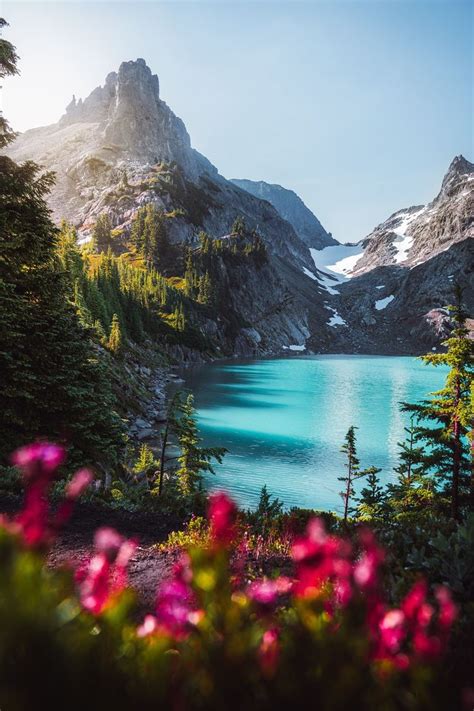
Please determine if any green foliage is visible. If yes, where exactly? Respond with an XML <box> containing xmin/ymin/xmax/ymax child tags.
<box><xmin>355</xmin><ymin>468</ymin><xmax>387</xmax><ymax>522</ymax></box>
<box><xmin>0</xmin><ymin>160</ymin><xmax>124</xmax><ymax>468</ymax></box>
<box><xmin>402</xmin><ymin>286</ymin><xmax>474</xmax><ymax>519</ymax></box>
<box><xmin>407</xmin><ymin>513</ymin><xmax>474</xmax><ymax>601</ymax></box>
<box><xmin>133</xmin><ymin>443</ymin><xmax>156</xmax><ymax>476</ymax></box>
<box><xmin>247</xmin><ymin>485</ymin><xmax>284</xmax><ymax>535</ymax></box>
<box><xmin>130</xmin><ymin>204</ymin><xmax>177</xmax><ymax>272</ymax></box>
<box><xmin>0</xmin><ymin>18</ymin><xmax>19</xmax><ymax>148</ymax></box>
<box><xmin>92</xmin><ymin>213</ymin><xmax>113</xmax><ymax>253</ymax></box>
<box><xmin>159</xmin><ymin>515</ymin><xmax>209</xmax><ymax>551</ymax></box>
<box><xmin>108</xmin><ymin>313</ymin><xmax>124</xmax><ymax>355</ymax></box>
<box><xmin>174</xmin><ymin>393</ymin><xmax>227</xmax><ymax>495</ymax></box>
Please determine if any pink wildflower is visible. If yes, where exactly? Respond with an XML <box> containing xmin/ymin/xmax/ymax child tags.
<box><xmin>292</xmin><ymin>518</ymin><xmax>352</xmax><ymax>601</ymax></box>
<box><xmin>435</xmin><ymin>586</ymin><xmax>457</xmax><ymax>629</ymax></box>
<box><xmin>9</xmin><ymin>443</ymin><xmax>92</xmax><ymax>546</ymax></box>
<box><xmin>353</xmin><ymin>530</ymin><xmax>385</xmax><ymax>592</ymax></box>
<box><xmin>259</xmin><ymin>628</ymin><xmax>280</xmax><ymax>676</ymax></box>
<box><xmin>155</xmin><ymin>556</ymin><xmax>199</xmax><ymax>638</ymax></box>
<box><xmin>209</xmin><ymin>492</ymin><xmax>237</xmax><ymax>545</ymax></box>
<box><xmin>55</xmin><ymin>469</ymin><xmax>93</xmax><ymax>528</ymax></box>
<box><xmin>94</xmin><ymin>527</ymin><xmax>124</xmax><ymax>562</ymax></box>
<box><xmin>378</xmin><ymin>609</ymin><xmax>406</xmax><ymax>654</ymax></box>
<box><xmin>66</xmin><ymin>469</ymin><xmax>93</xmax><ymax>499</ymax></box>
<box><xmin>137</xmin><ymin>614</ymin><xmax>158</xmax><ymax>638</ymax></box>
<box><xmin>11</xmin><ymin>442</ymin><xmax>66</xmax><ymax>480</ymax></box>
<box><xmin>247</xmin><ymin>576</ymin><xmax>292</xmax><ymax>610</ymax></box>
<box><xmin>79</xmin><ymin>553</ymin><xmax>111</xmax><ymax>614</ymax></box>
<box><xmin>401</xmin><ymin>579</ymin><xmax>427</xmax><ymax>621</ymax></box>
<box><xmin>78</xmin><ymin>528</ymin><xmax>136</xmax><ymax>614</ymax></box>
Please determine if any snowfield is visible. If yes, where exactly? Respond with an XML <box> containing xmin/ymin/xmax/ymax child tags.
<box><xmin>306</xmin><ymin>243</ymin><xmax>364</xmax><ymax>296</ymax></box>
<box><xmin>283</xmin><ymin>344</ymin><xmax>306</xmax><ymax>352</ymax></box>
<box><xmin>325</xmin><ymin>306</ymin><xmax>348</xmax><ymax>327</ymax></box>
<box><xmin>310</xmin><ymin>244</ymin><xmax>364</xmax><ymax>281</ymax></box>
<box><xmin>375</xmin><ymin>295</ymin><xmax>395</xmax><ymax>310</ymax></box>
<box><xmin>391</xmin><ymin>207</ymin><xmax>425</xmax><ymax>264</ymax></box>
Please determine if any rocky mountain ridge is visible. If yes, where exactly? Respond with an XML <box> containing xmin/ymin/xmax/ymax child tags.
<box><xmin>6</xmin><ymin>59</ymin><xmax>333</xmax><ymax>356</ymax></box>
<box><xmin>310</xmin><ymin>155</ymin><xmax>473</xmax><ymax>353</ymax></box>
<box><xmin>230</xmin><ymin>178</ymin><xmax>336</xmax><ymax>250</ymax></box>
<box><xmin>5</xmin><ymin>58</ymin><xmax>473</xmax><ymax>356</ymax></box>
<box><xmin>349</xmin><ymin>155</ymin><xmax>473</xmax><ymax>276</ymax></box>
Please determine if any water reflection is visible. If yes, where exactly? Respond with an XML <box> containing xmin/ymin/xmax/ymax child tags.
<box><xmin>183</xmin><ymin>356</ymin><xmax>447</xmax><ymax>512</ymax></box>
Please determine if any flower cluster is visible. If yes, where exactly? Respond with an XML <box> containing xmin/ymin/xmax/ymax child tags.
<box><xmin>0</xmin><ymin>453</ymin><xmax>459</xmax><ymax>704</ymax></box>
<box><xmin>77</xmin><ymin>527</ymin><xmax>137</xmax><ymax>614</ymax></box>
<box><xmin>6</xmin><ymin>442</ymin><xmax>92</xmax><ymax>546</ymax></box>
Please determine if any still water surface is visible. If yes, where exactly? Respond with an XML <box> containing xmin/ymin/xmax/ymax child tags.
<box><xmin>182</xmin><ymin>356</ymin><xmax>447</xmax><ymax>513</ymax></box>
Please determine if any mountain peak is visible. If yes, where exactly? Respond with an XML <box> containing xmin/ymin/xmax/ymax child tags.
<box><xmin>446</xmin><ymin>154</ymin><xmax>473</xmax><ymax>177</ymax></box>
<box><xmin>438</xmin><ymin>154</ymin><xmax>473</xmax><ymax>200</ymax></box>
<box><xmin>53</xmin><ymin>58</ymin><xmax>205</xmax><ymax>177</ymax></box>
<box><xmin>60</xmin><ymin>58</ymin><xmax>160</xmax><ymax>127</ymax></box>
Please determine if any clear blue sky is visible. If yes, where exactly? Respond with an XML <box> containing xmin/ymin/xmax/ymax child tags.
<box><xmin>3</xmin><ymin>0</ymin><xmax>473</xmax><ymax>243</ymax></box>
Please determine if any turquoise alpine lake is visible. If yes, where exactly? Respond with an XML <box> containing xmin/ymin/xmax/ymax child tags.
<box><xmin>182</xmin><ymin>356</ymin><xmax>448</xmax><ymax>513</ymax></box>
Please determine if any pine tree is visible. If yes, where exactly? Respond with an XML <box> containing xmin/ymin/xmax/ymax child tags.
<box><xmin>252</xmin><ymin>485</ymin><xmax>284</xmax><ymax>535</ymax></box>
<box><xmin>0</xmin><ymin>25</ymin><xmax>124</xmax><ymax>467</ymax></box>
<box><xmin>338</xmin><ymin>426</ymin><xmax>380</xmax><ymax>525</ymax></box>
<box><xmin>386</xmin><ymin>420</ymin><xmax>437</xmax><ymax>518</ymax></box>
<box><xmin>402</xmin><ymin>286</ymin><xmax>474</xmax><ymax>519</ymax></box>
<box><xmin>338</xmin><ymin>426</ymin><xmax>360</xmax><ymax>525</ymax></box>
<box><xmin>133</xmin><ymin>443</ymin><xmax>155</xmax><ymax>475</ymax></box>
<box><xmin>0</xmin><ymin>19</ymin><xmax>18</xmax><ymax>148</ymax></box>
<box><xmin>108</xmin><ymin>313</ymin><xmax>123</xmax><ymax>355</ymax></box>
<box><xmin>231</xmin><ymin>216</ymin><xmax>246</xmax><ymax>238</ymax></box>
<box><xmin>174</xmin><ymin>394</ymin><xmax>226</xmax><ymax>495</ymax></box>
<box><xmin>130</xmin><ymin>207</ymin><xmax>146</xmax><ymax>254</ymax></box>
<box><xmin>92</xmin><ymin>213</ymin><xmax>113</xmax><ymax>253</ymax></box>
<box><xmin>355</xmin><ymin>468</ymin><xmax>386</xmax><ymax>522</ymax></box>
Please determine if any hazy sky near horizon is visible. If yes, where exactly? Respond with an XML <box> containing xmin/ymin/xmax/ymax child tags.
<box><xmin>2</xmin><ymin>0</ymin><xmax>473</xmax><ymax>243</ymax></box>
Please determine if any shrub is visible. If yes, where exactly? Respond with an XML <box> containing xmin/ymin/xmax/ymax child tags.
<box><xmin>0</xmin><ymin>443</ymin><xmax>459</xmax><ymax>710</ymax></box>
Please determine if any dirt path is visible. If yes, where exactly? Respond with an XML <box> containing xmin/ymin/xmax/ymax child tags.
<box><xmin>1</xmin><ymin>495</ymin><xmax>183</xmax><ymax>614</ymax></box>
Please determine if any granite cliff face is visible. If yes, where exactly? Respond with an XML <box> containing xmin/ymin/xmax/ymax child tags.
<box><xmin>230</xmin><ymin>179</ymin><xmax>336</xmax><ymax>250</ymax></box>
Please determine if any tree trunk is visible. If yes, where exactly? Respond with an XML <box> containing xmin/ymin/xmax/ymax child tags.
<box><xmin>158</xmin><ymin>421</ymin><xmax>169</xmax><ymax>497</ymax></box>
<box><xmin>343</xmin><ymin>460</ymin><xmax>352</xmax><ymax>526</ymax></box>
<box><xmin>452</xmin><ymin>419</ymin><xmax>461</xmax><ymax>520</ymax></box>
<box><xmin>452</xmin><ymin>377</ymin><xmax>461</xmax><ymax>520</ymax></box>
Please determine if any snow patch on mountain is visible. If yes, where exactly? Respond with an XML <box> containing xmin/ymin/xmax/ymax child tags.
<box><xmin>283</xmin><ymin>344</ymin><xmax>306</xmax><ymax>351</ymax></box>
<box><xmin>392</xmin><ymin>207</ymin><xmax>425</xmax><ymax>263</ymax></box>
<box><xmin>310</xmin><ymin>244</ymin><xmax>364</xmax><ymax>281</ymax></box>
<box><xmin>302</xmin><ymin>267</ymin><xmax>318</xmax><ymax>281</ymax></box>
<box><xmin>325</xmin><ymin>306</ymin><xmax>348</xmax><ymax>327</ymax></box>
<box><xmin>375</xmin><ymin>295</ymin><xmax>395</xmax><ymax>310</ymax></box>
